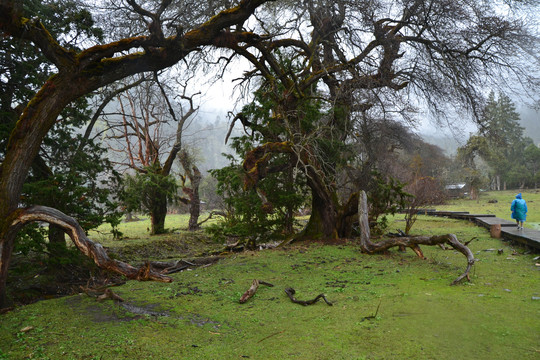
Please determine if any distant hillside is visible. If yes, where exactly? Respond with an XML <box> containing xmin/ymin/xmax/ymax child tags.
<box><xmin>421</xmin><ymin>134</ymin><xmax>462</xmax><ymax>156</ymax></box>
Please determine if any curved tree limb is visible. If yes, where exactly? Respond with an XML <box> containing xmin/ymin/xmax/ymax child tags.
<box><xmin>284</xmin><ymin>287</ymin><xmax>333</xmax><ymax>306</ymax></box>
<box><xmin>357</xmin><ymin>191</ymin><xmax>475</xmax><ymax>285</ymax></box>
<box><xmin>243</xmin><ymin>141</ymin><xmax>294</xmax><ymax>189</ymax></box>
<box><xmin>9</xmin><ymin>205</ymin><xmax>172</xmax><ymax>283</ymax></box>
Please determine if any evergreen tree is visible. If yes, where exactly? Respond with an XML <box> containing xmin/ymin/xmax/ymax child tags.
<box><xmin>459</xmin><ymin>92</ymin><xmax>533</xmax><ymax>190</ymax></box>
<box><xmin>121</xmin><ymin>163</ymin><xmax>178</xmax><ymax>235</ymax></box>
<box><xmin>210</xmin><ymin>86</ymin><xmax>309</xmax><ymax>246</ymax></box>
<box><xmin>523</xmin><ymin>144</ymin><xmax>540</xmax><ymax>189</ymax></box>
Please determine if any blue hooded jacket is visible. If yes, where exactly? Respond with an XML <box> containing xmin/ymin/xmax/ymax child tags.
<box><xmin>511</xmin><ymin>193</ymin><xmax>527</xmax><ymax>221</ymax></box>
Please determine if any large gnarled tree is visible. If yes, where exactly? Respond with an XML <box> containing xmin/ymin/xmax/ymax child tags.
<box><xmin>0</xmin><ymin>0</ymin><xmax>270</xmax><ymax>308</ymax></box>
<box><xmin>217</xmin><ymin>0</ymin><xmax>538</xmax><ymax>239</ymax></box>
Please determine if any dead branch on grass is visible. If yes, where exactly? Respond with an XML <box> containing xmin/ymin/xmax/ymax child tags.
<box><xmin>360</xmin><ymin>300</ymin><xmax>381</xmax><ymax>321</ymax></box>
<box><xmin>357</xmin><ymin>191</ymin><xmax>475</xmax><ymax>285</ymax></box>
<box><xmin>284</xmin><ymin>287</ymin><xmax>333</xmax><ymax>306</ymax></box>
<box><xmin>239</xmin><ymin>279</ymin><xmax>274</xmax><ymax>303</ymax></box>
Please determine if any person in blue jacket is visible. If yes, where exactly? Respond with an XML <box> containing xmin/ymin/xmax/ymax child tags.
<box><xmin>510</xmin><ymin>193</ymin><xmax>527</xmax><ymax>230</ymax></box>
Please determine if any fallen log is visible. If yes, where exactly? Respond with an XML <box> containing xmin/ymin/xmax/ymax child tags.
<box><xmin>284</xmin><ymin>287</ymin><xmax>333</xmax><ymax>306</ymax></box>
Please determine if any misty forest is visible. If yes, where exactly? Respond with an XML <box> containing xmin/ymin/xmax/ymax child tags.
<box><xmin>0</xmin><ymin>0</ymin><xmax>539</xmax><ymax>359</ymax></box>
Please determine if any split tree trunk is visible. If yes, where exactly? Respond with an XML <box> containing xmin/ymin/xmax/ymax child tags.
<box><xmin>185</xmin><ymin>168</ymin><xmax>202</xmax><ymax>231</ymax></box>
<box><xmin>299</xmin><ymin>177</ymin><xmax>358</xmax><ymax>240</ymax></box>
<box><xmin>357</xmin><ymin>191</ymin><xmax>475</xmax><ymax>285</ymax></box>
<box><xmin>188</xmin><ymin>185</ymin><xmax>201</xmax><ymax>231</ymax></box>
<box><xmin>179</xmin><ymin>151</ymin><xmax>202</xmax><ymax>231</ymax></box>
<box><xmin>301</xmin><ymin>192</ymin><xmax>338</xmax><ymax>240</ymax></box>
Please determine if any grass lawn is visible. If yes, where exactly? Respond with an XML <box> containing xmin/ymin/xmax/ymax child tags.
<box><xmin>1</xmin><ymin>192</ymin><xmax>539</xmax><ymax>359</ymax></box>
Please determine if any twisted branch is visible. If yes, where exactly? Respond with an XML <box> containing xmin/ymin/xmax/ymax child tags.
<box><xmin>9</xmin><ymin>206</ymin><xmax>172</xmax><ymax>283</ymax></box>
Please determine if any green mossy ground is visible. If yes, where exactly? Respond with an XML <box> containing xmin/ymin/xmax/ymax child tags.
<box><xmin>1</xmin><ymin>191</ymin><xmax>539</xmax><ymax>359</ymax></box>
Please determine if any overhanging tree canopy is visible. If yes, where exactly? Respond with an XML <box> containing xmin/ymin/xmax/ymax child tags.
<box><xmin>0</xmin><ymin>0</ymin><xmax>272</xmax><ymax>308</ymax></box>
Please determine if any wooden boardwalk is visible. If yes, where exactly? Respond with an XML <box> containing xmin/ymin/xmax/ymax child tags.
<box><xmin>421</xmin><ymin>210</ymin><xmax>540</xmax><ymax>251</ymax></box>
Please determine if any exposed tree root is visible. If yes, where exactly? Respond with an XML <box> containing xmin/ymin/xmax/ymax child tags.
<box><xmin>10</xmin><ymin>206</ymin><xmax>172</xmax><ymax>283</ymax></box>
<box><xmin>358</xmin><ymin>191</ymin><xmax>475</xmax><ymax>285</ymax></box>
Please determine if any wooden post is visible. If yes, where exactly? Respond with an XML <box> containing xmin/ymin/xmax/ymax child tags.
<box><xmin>490</xmin><ymin>224</ymin><xmax>501</xmax><ymax>238</ymax></box>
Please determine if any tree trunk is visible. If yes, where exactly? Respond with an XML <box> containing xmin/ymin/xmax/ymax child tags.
<box><xmin>188</xmin><ymin>186</ymin><xmax>201</xmax><ymax>231</ymax></box>
<box><xmin>0</xmin><ymin>226</ymin><xmax>16</xmax><ymax>308</ymax></box>
<box><xmin>150</xmin><ymin>192</ymin><xmax>168</xmax><ymax>235</ymax></box>
<box><xmin>298</xmin><ymin>172</ymin><xmax>358</xmax><ymax>240</ymax></box>
<box><xmin>47</xmin><ymin>224</ymin><xmax>67</xmax><ymax>257</ymax></box>
<box><xmin>469</xmin><ymin>186</ymin><xmax>478</xmax><ymax>200</ymax></box>
<box><xmin>187</xmin><ymin>166</ymin><xmax>202</xmax><ymax>231</ymax></box>
<box><xmin>300</xmin><ymin>191</ymin><xmax>339</xmax><ymax>240</ymax></box>
<box><xmin>0</xmin><ymin>76</ymin><xmax>77</xmax><ymax>307</ymax></box>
